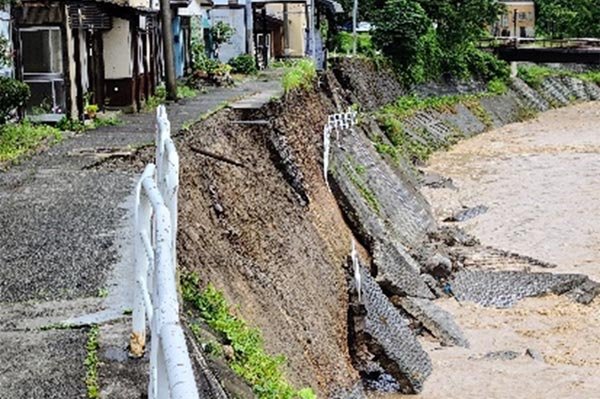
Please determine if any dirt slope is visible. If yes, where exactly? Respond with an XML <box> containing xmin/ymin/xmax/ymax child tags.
<box><xmin>176</xmin><ymin>89</ymin><xmax>360</xmax><ymax>394</ymax></box>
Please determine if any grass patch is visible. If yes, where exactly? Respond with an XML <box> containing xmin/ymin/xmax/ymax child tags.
<box><xmin>580</xmin><ymin>71</ymin><xmax>600</xmax><ymax>85</ymax></box>
<box><xmin>0</xmin><ymin>121</ymin><xmax>62</xmax><ymax>163</ymax></box>
<box><xmin>92</xmin><ymin>115</ymin><xmax>122</xmax><ymax>128</ymax></box>
<box><xmin>85</xmin><ymin>325</ymin><xmax>100</xmax><ymax>399</ymax></box>
<box><xmin>181</xmin><ymin>273</ymin><xmax>316</xmax><ymax>399</ymax></box>
<box><xmin>282</xmin><ymin>59</ymin><xmax>316</xmax><ymax>93</ymax></box>
<box><xmin>517</xmin><ymin>65</ymin><xmax>556</xmax><ymax>89</ymax></box>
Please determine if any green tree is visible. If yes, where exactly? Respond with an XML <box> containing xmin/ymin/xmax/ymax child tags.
<box><xmin>536</xmin><ymin>0</ymin><xmax>600</xmax><ymax>38</ymax></box>
<box><xmin>371</xmin><ymin>0</ymin><xmax>431</xmax><ymax>74</ymax></box>
<box><xmin>0</xmin><ymin>35</ymin><xmax>11</xmax><ymax>67</ymax></box>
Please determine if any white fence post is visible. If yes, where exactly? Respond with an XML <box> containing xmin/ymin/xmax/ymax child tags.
<box><xmin>130</xmin><ymin>106</ymin><xmax>200</xmax><ymax>399</ymax></box>
<box><xmin>322</xmin><ymin>110</ymin><xmax>357</xmax><ymax>188</ymax></box>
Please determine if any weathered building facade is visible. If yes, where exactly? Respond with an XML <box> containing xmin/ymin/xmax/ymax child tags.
<box><xmin>493</xmin><ymin>1</ymin><xmax>535</xmax><ymax>38</ymax></box>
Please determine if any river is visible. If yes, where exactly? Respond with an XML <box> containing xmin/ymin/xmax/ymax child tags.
<box><xmin>375</xmin><ymin>102</ymin><xmax>600</xmax><ymax>398</ymax></box>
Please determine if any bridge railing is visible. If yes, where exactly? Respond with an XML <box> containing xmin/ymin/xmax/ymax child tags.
<box><xmin>479</xmin><ymin>37</ymin><xmax>600</xmax><ymax>49</ymax></box>
<box><xmin>130</xmin><ymin>105</ymin><xmax>199</xmax><ymax>399</ymax></box>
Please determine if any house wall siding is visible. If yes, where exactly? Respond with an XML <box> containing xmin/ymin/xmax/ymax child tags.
<box><xmin>211</xmin><ymin>7</ymin><xmax>247</xmax><ymax>62</ymax></box>
<box><xmin>103</xmin><ymin>17</ymin><xmax>133</xmax><ymax>79</ymax></box>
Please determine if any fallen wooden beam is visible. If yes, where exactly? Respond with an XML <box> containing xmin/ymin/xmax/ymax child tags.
<box><xmin>189</xmin><ymin>146</ymin><xmax>245</xmax><ymax>168</ymax></box>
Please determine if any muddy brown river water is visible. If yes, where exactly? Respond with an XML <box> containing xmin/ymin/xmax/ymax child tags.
<box><xmin>375</xmin><ymin>102</ymin><xmax>600</xmax><ymax>399</ymax></box>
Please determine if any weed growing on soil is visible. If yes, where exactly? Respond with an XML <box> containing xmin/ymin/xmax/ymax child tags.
<box><xmin>0</xmin><ymin>121</ymin><xmax>62</xmax><ymax>163</ymax></box>
<box><xmin>92</xmin><ymin>115</ymin><xmax>122</xmax><ymax>128</ymax></box>
<box><xmin>85</xmin><ymin>325</ymin><xmax>100</xmax><ymax>399</ymax></box>
<box><xmin>464</xmin><ymin>100</ymin><xmax>493</xmax><ymax>128</ymax></box>
<box><xmin>181</xmin><ymin>273</ymin><xmax>316</xmax><ymax>399</ymax></box>
<box><xmin>282</xmin><ymin>59</ymin><xmax>316</xmax><ymax>93</ymax></box>
<box><xmin>40</xmin><ymin>322</ymin><xmax>73</xmax><ymax>331</ymax></box>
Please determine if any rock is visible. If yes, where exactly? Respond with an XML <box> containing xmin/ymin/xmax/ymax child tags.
<box><xmin>480</xmin><ymin>350</ymin><xmax>520</xmax><ymax>361</ymax></box>
<box><xmin>423</xmin><ymin>253</ymin><xmax>453</xmax><ymax>279</ymax></box>
<box><xmin>394</xmin><ymin>297</ymin><xmax>469</xmax><ymax>348</ymax></box>
<box><xmin>373</xmin><ymin>240</ymin><xmax>435</xmax><ymax>299</ymax></box>
<box><xmin>525</xmin><ymin>348</ymin><xmax>544</xmax><ymax>362</ymax></box>
<box><xmin>443</xmin><ymin>205</ymin><xmax>488</xmax><ymax>222</ymax></box>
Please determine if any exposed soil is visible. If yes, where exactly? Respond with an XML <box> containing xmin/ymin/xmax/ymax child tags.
<box><xmin>175</xmin><ymin>89</ymin><xmax>362</xmax><ymax>395</ymax></box>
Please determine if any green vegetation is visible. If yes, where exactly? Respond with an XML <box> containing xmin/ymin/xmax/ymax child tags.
<box><xmin>145</xmin><ymin>84</ymin><xmax>198</xmax><ymax>111</ymax></box>
<box><xmin>0</xmin><ymin>121</ymin><xmax>62</xmax><ymax>163</ymax></box>
<box><xmin>517</xmin><ymin>65</ymin><xmax>556</xmax><ymax>89</ymax></box>
<box><xmin>516</xmin><ymin>106</ymin><xmax>539</xmax><ymax>122</ymax></box>
<box><xmin>97</xmin><ymin>288</ymin><xmax>109</xmax><ymax>298</ymax></box>
<box><xmin>367</xmin><ymin>0</ymin><xmax>509</xmax><ymax>84</ymax></box>
<box><xmin>332</xmin><ymin>32</ymin><xmax>375</xmax><ymax>56</ymax></box>
<box><xmin>375</xmin><ymin>93</ymin><xmax>502</xmax><ymax>162</ymax></box>
<box><xmin>486</xmin><ymin>78</ymin><xmax>508</xmax><ymax>95</ymax></box>
<box><xmin>181</xmin><ymin>273</ymin><xmax>316</xmax><ymax>399</ymax></box>
<box><xmin>228</xmin><ymin>54</ymin><xmax>258</xmax><ymax>75</ymax></box>
<box><xmin>343</xmin><ymin>162</ymin><xmax>381</xmax><ymax>213</ymax></box>
<box><xmin>373</xmin><ymin>136</ymin><xmax>400</xmax><ymax>163</ymax></box>
<box><xmin>0</xmin><ymin>35</ymin><xmax>10</xmax><ymax>67</ymax></box>
<box><xmin>40</xmin><ymin>322</ymin><xmax>73</xmax><ymax>331</ymax></box>
<box><xmin>0</xmin><ymin>76</ymin><xmax>30</xmax><ymax>124</ymax></box>
<box><xmin>535</xmin><ymin>0</ymin><xmax>600</xmax><ymax>38</ymax></box>
<box><xmin>579</xmin><ymin>71</ymin><xmax>600</xmax><ymax>85</ymax></box>
<box><xmin>282</xmin><ymin>59</ymin><xmax>317</xmax><ymax>93</ymax></box>
<box><xmin>92</xmin><ymin>115</ymin><xmax>122</xmax><ymax>128</ymax></box>
<box><xmin>85</xmin><ymin>325</ymin><xmax>100</xmax><ymax>399</ymax></box>
<box><xmin>57</xmin><ymin>116</ymin><xmax>86</xmax><ymax>132</ymax></box>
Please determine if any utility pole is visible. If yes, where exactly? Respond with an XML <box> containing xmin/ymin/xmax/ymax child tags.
<box><xmin>283</xmin><ymin>3</ymin><xmax>290</xmax><ymax>56</ymax></box>
<box><xmin>513</xmin><ymin>9</ymin><xmax>517</xmax><ymax>38</ymax></box>
<box><xmin>160</xmin><ymin>0</ymin><xmax>178</xmax><ymax>101</ymax></box>
<box><xmin>352</xmin><ymin>0</ymin><xmax>357</xmax><ymax>55</ymax></box>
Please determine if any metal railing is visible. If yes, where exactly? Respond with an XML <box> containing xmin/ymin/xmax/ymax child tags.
<box><xmin>130</xmin><ymin>105</ymin><xmax>199</xmax><ymax>399</ymax></box>
<box><xmin>323</xmin><ymin>110</ymin><xmax>357</xmax><ymax>188</ymax></box>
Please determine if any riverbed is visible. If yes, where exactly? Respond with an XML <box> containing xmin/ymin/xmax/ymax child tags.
<box><xmin>379</xmin><ymin>102</ymin><xmax>600</xmax><ymax>398</ymax></box>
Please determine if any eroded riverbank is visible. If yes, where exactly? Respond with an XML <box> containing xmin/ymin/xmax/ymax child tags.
<box><xmin>383</xmin><ymin>102</ymin><xmax>600</xmax><ymax>398</ymax></box>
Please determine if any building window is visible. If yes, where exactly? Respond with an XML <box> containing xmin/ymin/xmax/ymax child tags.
<box><xmin>20</xmin><ymin>27</ymin><xmax>66</xmax><ymax>115</ymax></box>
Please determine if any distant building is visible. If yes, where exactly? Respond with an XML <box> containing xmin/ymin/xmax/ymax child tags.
<box><xmin>492</xmin><ymin>1</ymin><xmax>535</xmax><ymax>38</ymax></box>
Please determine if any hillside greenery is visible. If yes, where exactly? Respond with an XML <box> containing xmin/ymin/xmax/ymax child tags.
<box><xmin>336</xmin><ymin>0</ymin><xmax>510</xmax><ymax>84</ymax></box>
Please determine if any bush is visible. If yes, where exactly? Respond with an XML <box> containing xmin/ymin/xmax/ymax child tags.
<box><xmin>0</xmin><ymin>77</ymin><xmax>30</xmax><ymax>124</ymax></box>
<box><xmin>465</xmin><ymin>48</ymin><xmax>510</xmax><ymax>82</ymax></box>
<box><xmin>282</xmin><ymin>59</ymin><xmax>316</xmax><ymax>93</ymax></box>
<box><xmin>228</xmin><ymin>54</ymin><xmax>257</xmax><ymax>75</ymax></box>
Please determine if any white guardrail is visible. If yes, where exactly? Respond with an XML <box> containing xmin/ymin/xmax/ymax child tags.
<box><xmin>130</xmin><ymin>105</ymin><xmax>200</xmax><ymax>399</ymax></box>
<box><xmin>323</xmin><ymin>111</ymin><xmax>357</xmax><ymax>188</ymax></box>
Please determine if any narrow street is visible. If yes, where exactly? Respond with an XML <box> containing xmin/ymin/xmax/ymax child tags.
<box><xmin>0</xmin><ymin>76</ymin><xmax>282</xmax><ymax>397</ymax></box>
<box><xmin>386</xmin><ymin>102</ymin><xmax>600</xmax><ymax>398</ymax></box>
